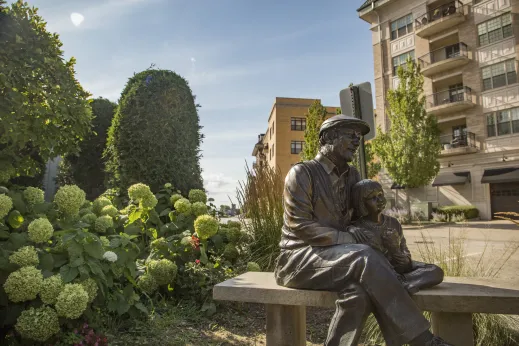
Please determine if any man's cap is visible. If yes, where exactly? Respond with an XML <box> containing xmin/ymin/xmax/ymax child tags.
<box><xmin>319</xmin><ymin>114</ymin><xmax>371</xmax><ymax>137</ymax></box>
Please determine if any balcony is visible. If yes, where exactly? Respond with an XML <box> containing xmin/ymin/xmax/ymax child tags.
<box><xmin>440</xmin><ymin>132</ymin><xmax>478</xmax><ymax>157</ymax></box>
<box><xmin>426</xmin><ymin>86</ymin><xmax>476</xmax><ymax>116</ymax></box>
<box><xmin>415</xmin><ymin>1</ymin><xmax>465</xmax><ymax>38</ymax></box>
<box><xmin>418</xmin><ymin>43</ymin><xmax>470</xmax><ymax>77</ymax></box>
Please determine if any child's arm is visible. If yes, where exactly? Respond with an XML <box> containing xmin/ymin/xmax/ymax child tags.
<box><xmin>384</xmin><ymin>221</ymin><xmax>412</xmax><ymax>274</ymax></box>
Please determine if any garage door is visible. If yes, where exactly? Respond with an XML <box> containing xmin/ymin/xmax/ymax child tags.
<box><xmin>490</xmin><ymin>183</ymin><xmax>519</xmax><ymax>219</ymax></box>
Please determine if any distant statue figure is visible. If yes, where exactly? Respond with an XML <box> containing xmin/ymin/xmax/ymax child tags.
<box><xmin>274</xmin><ymin>114</ymin><xmax>453</xmax><ymax>346</ymax></box>
<box><xmin>351</xmin><ymin>179</ymin><xmax>444</xmax><ymax>294</ymax></box>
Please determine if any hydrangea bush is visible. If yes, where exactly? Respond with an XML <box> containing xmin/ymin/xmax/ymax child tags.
<box><xmin>0</xmin><ymin>182</ymin><xmax>257</xmax><ymax>343</ymax></box>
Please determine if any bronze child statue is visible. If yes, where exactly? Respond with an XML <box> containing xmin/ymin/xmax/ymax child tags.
<box><xmin>351</xmin><ymin>179</ymin><xmax>444</xmax><ymax>294</ymax></box>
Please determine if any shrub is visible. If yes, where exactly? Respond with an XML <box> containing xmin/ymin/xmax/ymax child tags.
<box><xmin>431</xmin><ymin>212</ymin><xmax>449</xmax><ymax>223</ymax></box>
<box><xmin>104</xmin><ymin>69</ymin><xmax>204</xmax><ymax>194</ymax></box>
<box><xmin>437</xmin><ymin>205</ymin><xmax>479</xmax><ymax>221</ymax></box>
<box><xmin>58</xmin><ymin>98</ymin><xmax>116</xmax><ymax>200</ymax></box>
<box><xmin>147</xmin><ymin>259</ymin><xmax>178</xmax><ymax>286</ymax></box>
<box><xmin>188</xmin><ymin>189</ymin><xmax>207</xmax><ymax>204</ymax></box>
<box><xmin>0</xmin><ymin>1</ymin><xmax>92</xmax><ymax>182</ymax></box>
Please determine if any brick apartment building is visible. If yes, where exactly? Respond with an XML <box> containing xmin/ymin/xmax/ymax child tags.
<box><xmin>358</xmin><ymin>0</ymin><xmax>519</xmax><ymax>220</ymax></box>
<box><xmin>252</xmin><ymin>97</ymin><xmax>338</xmax><ymax>180</ymax></box>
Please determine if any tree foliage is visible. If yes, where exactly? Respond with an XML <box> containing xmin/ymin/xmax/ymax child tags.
<box><xmin>59</xmin><ymin>98</ymin><xmax>116</xmax><ymax>199</ymax></box>
<box><xmin>0</xmin><ymin>1</ymin><xmax>92</xmax><ymax>183</ymax></box>
<box><xmin>104</xmin><ymin>69</ymin><xmax>204</xmax><ymax>194</ymax></box>
<box><xmin>300</xmin><ymin>100</ymin><xmax>328</xmax><ymax>161</ymax></box>
<box><xmin>372</xmin><ymin>59</ymin><xmax>441</xmax><ymax>208</ymax></box>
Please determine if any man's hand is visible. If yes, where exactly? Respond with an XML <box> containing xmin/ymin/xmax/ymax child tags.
<box><xmin>382</xmin><ymin>228</ymin><xmax>400</xmax><ymax>250</ymax></box>
<box><xmin>348</xmin><ymin>227</ymin><xmax>373</xmax><ymax>244</ymax></box>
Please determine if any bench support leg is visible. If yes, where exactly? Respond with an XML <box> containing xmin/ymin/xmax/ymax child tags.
<box><xmin>431</xmin><ymin>312</ymin><xmax>473</xmax><ymax>346</ymax></box>
<box><xmin>266</xmin><ymin>304</ymin><xmax>306</xmax><ymax>346</ymax></box>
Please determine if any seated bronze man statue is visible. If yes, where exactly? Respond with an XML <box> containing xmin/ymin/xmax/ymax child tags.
<box><xmin>350</xmin><ymin>179</ymin><xmax>444</xmax><ymax>294</ymax></box>
<box><xmin>274</xmin><ymin>114</ymin><xmax>453</xmax><ymax>346</ymax></box>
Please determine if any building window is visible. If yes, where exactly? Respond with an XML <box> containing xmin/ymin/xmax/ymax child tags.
<box><xmin>390</xmin><ymin>14</ymin><xmax>413</xmax><ymax>41</ymax></box>
<box><xmin>482</xmin><ymin>59</ymin><xmax>517</xmax><ymax>91</ymax></box>
<box><xmin>478</xmin><ymin>13</ymin><xmax>513</xmax><ymax>46</ymax></box>
<box><xmin>291</xmin><ymin>141</ymin><xmax>304</xmax><ymax>154</ymax></box>
<box><xmin>486</xmin><ymin>107</ymin><xmax>519</xmax><ymax>137</ymax></box>
<box><xmin>392</xmin><ymin>50</ymin><xmax>415</xmax><ymax>75</ymax></box>
<box><xmin>291</xmin><ymin>117</ymin><xmax>306</xmax><ymax>131</ymax></box>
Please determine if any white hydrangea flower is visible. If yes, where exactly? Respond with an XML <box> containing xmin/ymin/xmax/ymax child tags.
<box><xmin>102</xmin><ymin>251</ymin><xmax>117</xmax><ymax>262</ymax></box>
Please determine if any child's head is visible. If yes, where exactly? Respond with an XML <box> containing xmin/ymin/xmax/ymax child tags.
<box><xmin>352</xmin><ymin>179</ymin><xmax>386</xmax><ymax>219</ymax></box>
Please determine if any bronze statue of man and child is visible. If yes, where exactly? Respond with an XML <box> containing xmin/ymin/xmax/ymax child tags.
<box><xmin>274</xmin><ymin>114</ymin><xmax>451</xmax><ymax>346</ymax></box>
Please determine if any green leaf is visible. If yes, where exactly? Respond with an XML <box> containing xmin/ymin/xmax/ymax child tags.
<box><xmin>7</xmin><ymin>211</ymin><xmax>24</xmax><ymax>229</ymax></box>
<box><xmin>87</xmin><ymin>260</ymin><xmax>105</xmax><ymax>279</ymax></box>
<box><xmin>9</xmin><ymin>233</ymin><xmax>27</xmax><ymax>248</ymax></box>
<box><xmin>159</xmin><ymin>208</ymin><xmax>171</xmax><ymax>217</ymax></box>
<box><xmin>84</xmin><ymin>241</ymin><xmax>104</xmax><ymax>259</ymax></box>
<box><xmin>107</xmin><ymin>298</ymin><xmax>118</xmax><ymax>312</ymax></box>
<box><xmin>39</xmin><ymin>253</ymin><xmax>54</xmax><ymax>272</ymax></box>
<box><xmin>211</xmin><ymin>234</ymin><xmax>224</xmax><ymax>249</ymax></box>
<box><xmin>109</xmin><ymin>238</ymin><xmax>122</xmax><ymax>248</ymax></box>
<box><xmin>69</xmin><ymin>256</ymin><xmax>84</xmax><ymax>267</ymax></box>
<box><xmin>128</xmin><ymin>210</ymin><xmax>142</xmax><ymax>224</ymax></box>
<box><xmin>134</xmin><ymin>302</ymin><xmax>148</xmax><ymax>314</ymax></box>
<box><xmin>9</xmin><ymin>193</ymin><xmax>26</xmax><ymax>214</ymax></box>
<box><xmin>52</xmin><ymin>253</ymin><xmax>69</xmax><ymax>267</ymax></box>
<box><xmin>67</xmin><ymin>240</ymin><xmax>83</xmax><ymax>257</ymax></box>
<box><xmin>0</xmin><ymin>231</ymin><xmax>10</xmax><ymax>240</ymax></box>
<box><xmin>123</xmin><ymin>284</ymin><xmax>134</xmax><ymax>300</ymax></box>
<box><xmin>78</xmin><ymin>265</ymin><xmax>90</xmax><ymax>281</ymax></box>
<box><xmin>117</xmin><ymin>299</ymin><xmax>131</xmax><ymax>315</ymax></box>
<box><xmin>126</xmin><ymin>261</ymin><xmax>136</xmax><ymax>277</ymax></box>
<box><xmin>60</xmin><ymin>264</ymin><xmax>79</xmax><ymax>283</ymax></box>
<box><xmin>168</xmin><ymin>211</ymin><xmax>176</xmax><ymax>222</ymax></box>
<box><xmin>148</xmin><ymin>210</ymin><xmax>161</xmax><ymax>225</ymax></box>
<box><xmin>124</xmin><ymin>225</ymin><xmax>141</xmax><ymax>236</ymax></box>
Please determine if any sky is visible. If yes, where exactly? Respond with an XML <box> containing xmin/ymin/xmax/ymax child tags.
<box><xmin>14</xmin><ymin>0</ymin><xmax>375</xmax><ymax>206</ymax></box>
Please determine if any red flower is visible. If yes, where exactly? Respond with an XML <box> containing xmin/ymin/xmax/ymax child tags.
<box><xmin>195</xmin><ymin>259</ymin><xmax>200</xmax><ymax>264</ymax></box>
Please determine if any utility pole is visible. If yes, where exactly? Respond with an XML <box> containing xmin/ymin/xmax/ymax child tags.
<box><xmin>339</xmin><ymin>82</ymin><xmax>375</xmax><ymax>180</ymax></box>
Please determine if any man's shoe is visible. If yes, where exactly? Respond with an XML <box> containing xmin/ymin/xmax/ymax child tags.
<box><xmin>426</xmin><ymin>336</ymin><xmax>454</xmax><ymax>346</ymax></box>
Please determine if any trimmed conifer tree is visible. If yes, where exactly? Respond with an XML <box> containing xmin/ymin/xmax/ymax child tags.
<box><xmin>104</xmin><ymin>69</ymin><xmax>204</xmax><ymax>194</ymax></box>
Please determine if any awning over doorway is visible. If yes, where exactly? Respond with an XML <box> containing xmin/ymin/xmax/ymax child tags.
<box><xmin>481</xmin><ymin>167</ymin><xmax>519</xmax><ymax>184</ymax></box>
<box><xmin>432</xmin><ymin>171</ymin><xmax>471</xmax><ymax>187</ymax></box>
<box><xmin>390</xmin><ymin>183</ymin><xmax>405</xmax><ymax>189</ymax></box>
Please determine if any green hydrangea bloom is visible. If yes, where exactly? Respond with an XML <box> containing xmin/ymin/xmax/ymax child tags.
<box><xmin>192</xmin><ymin>202</ymin><xmax>208</xmax><ymax>217</ymax></box>
<box><xmin>15</xmin><ymin>306</ymin><xmax>60</xmax><ymax>342</ymax></box>
<box><xmin>147</xmin><ymin>259</ymin><xmax>178</xmax><ymax>285</ymax></box>
<box><xmin>28</xmin><ymin>218</ymin><xmax>54</xmax><ymax>243</ymax></box>
<box><xmin>94</xmin><ymin>215</ymin><xmax>113</xmax><ymax>233</ymax></box>
<box><xmin>227</xmin><ymin>227</ymin><xmax>243</xmax><ymax>243</ymax></box>
<box><xmin>137</xmin><ymin>274</ymin><xmax>158</xmax><ymax>294</ymax></box>
<box><xmin>79</xmin><ymin>207</ymin><xmax>92</xmax><ymax>217</ymax></box>
<box><xmin>128</xmin><ymin>183</ymin><xmax>153</xmax><ymax>200</ymax></box>
<box><xmin>223</xmin><ymin>244</ymin><xmax>239</xmax><ymax>260</ymax></box>
<box><xmin>9</xmin><ymin>246</ymin><xmax>39</xmax><ymax>267</ymax></box>
<box><xmin>81</xmin><ymin>212</ymin><xmax>98</xmax><ymax>225</ymax></box>
<box><xmin>93</xmin><ymin>197</ymin><xmax>112</xmax><ymax>216</ymax></box>
<box><xmin>188</xmin><ymin>189</ymin><xmax>207</xmax><ymax>203</ymax></box>
<box><xmin>100</xmin><ymin>236</ymin><xmax>110</xmax><ymax>247</ymax></box>
<box><xmin>141</xmin><ymin>195</ymin><xmax>158</xmax><ymax>209</ymax></box>
<box><xmin>23</xmin><ymin>187</ymin><xmax>45</xmax><ymax>206</ymax></box>
<box><xmin>170</xmin><ymin>194</ymin><xmax>183</xmax><ymax>206</ymax></box>
<box><xmin>194</xmin><ymin>214</ymin><xmax>218</xmax><ymax>240</ymax></box>
<box><xmin>150</xmin><ymin>237</ymin><xmax>168</xmax><ymax>252</ymax></box>
<box><xmin>54</xmin><ymin>185</ymin><xmax>86</xmax><ymax>216</ymax></box>
<box><xmin>39</xmin><ymin>275</ymin><xmax>63</xmax><ymax>305</ymax></box>
<box><xmin>180</xmin><ymin>235</ymin><xmax>192</xmax><ymax>246</ymax></box>
<box><xmin>80</xmin><ymin>278</ymin><xmax>98</xmax><ymax>303</ymax></box>
<box><xmin>164</xmin><ymin>183</ymin><xmax>172</xmax><ymax>189</ymax></box>
<box><xmin>0</xmin><ymin>194</ymin><xmax>13</xmax><ymax>219</ymax></box>
<box><xmin>173</xmin><ymin>198</ymin><xmax>191</xmax><ymax>215</ymax></box>
<box><xmin>247</xmin><ymin>262</ymin><xmax>261</xmax><ymax>272</ymax></box>
<box><xmin>55</xmin><ymin>283</ymin><xmax>89</xmax><ymax>319</ymax></box>
<box><xmin>3</xmin><ymin>266</ymin><xmax>43</xmax><ymax>303</ymax></box>
<box><xmin>218</xmin><ymin>227</ymin><xmax>229</xmax><ymax>240</ymax></box>
<box><xmin>100</xmin><ymin>205</ymin><xmax>118</xmax><ymax>218</ymax></box>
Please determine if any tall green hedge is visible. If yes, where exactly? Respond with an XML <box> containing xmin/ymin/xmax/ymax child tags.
<box><xmin>104</xmin><ymin>69</ymin><xmax>204</xmax><ymax>194</ymax></box>
<box><xmin>59</xmin><ymin>98</ymin><xmax>116</xmax><ymax>199</ymax></box>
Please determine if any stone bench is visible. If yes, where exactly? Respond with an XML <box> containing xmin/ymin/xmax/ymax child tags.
<box><xmin>213</xmin><ymin>272</ymin><xmax>519</xmax><ymax>346</ymax></box>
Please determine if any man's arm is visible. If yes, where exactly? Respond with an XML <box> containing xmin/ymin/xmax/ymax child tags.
<box><xmin>283</xmin><ymin>164</ymin><xmax>355</xmax><ymax>246</ymax></box>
